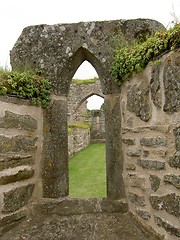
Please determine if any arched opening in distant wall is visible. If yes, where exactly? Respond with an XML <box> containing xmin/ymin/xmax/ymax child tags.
<box><xmin>68</xmin><ymin>59</ymin><xmax>106</xmax><ymax>198</ymax></box>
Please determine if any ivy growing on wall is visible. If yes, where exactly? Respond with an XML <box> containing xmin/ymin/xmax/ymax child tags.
<box><xmin>0</xmin><ymin>69</ymin><xmax>52</xmax><ymax>108</ymax></box>
<box><xmin>110</xmin><ymin>23</ymin><xmax>180</xmax><ymax>85</ymax></box>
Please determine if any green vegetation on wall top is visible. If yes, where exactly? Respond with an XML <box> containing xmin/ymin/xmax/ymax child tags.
<box><xmin>72</xmin><ymin>77</ymin><xmax>99</xmax><ymax>85</ymax></box>
<box><xmin>68</xmin><ymin>121</ymin><xmax>91</xmax><ymax>130</ymax></box>
<box><xmin>0</xmin><ymin>68</ymin><xmax>52</xmax><ymax>108</ymax></box>
<box><xmin>110</xmin><ymin>23</ymin><xmax>180</xmax><ymax>85</ymax></box>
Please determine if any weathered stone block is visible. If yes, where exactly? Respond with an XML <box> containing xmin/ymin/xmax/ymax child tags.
<box><xmin>0</xmin><ymin>167</ymin><xmax>34</xmax><ymax>185</ymax></box>
<box><xmin>3</xmin><ymin>184</ymin><xmax>35</xmax><ymax>213</ymax></box>
<box><xmin>149</xmin><ymin>175</ymin><xmax>161</xmax><ymax>192</ymax></box>
<box><xmin>136</xmin><ymin>208</ymin><xmax>151</xmax><ymax>220</ymax></box>
<box><xmin>122</xmin><ymin>138</ymin><xmax>135</xmax><ymax>145</ymax></box>
<box><xmin>149</xmin><ymin>193</ymin><xmax>180</xmax><ymax>219</ymax></box>
<box><xmin>127</xmin><ymin>81</ymin><xmax>152</xmax><ymax>122</ymax></box>
<box><xmin>173</xmin><ymin>127</ymin><xmax>180</xmax><ymax>151</ymax></box>
<box><xmin>126</xmin><ymin>164</ymin><xmax>136</xmax><ymax>170</ymax></box>
<box><xmin>163</xmin><ymin>51</ymin><xmax>180</xmax><ymax>113</ymax></box>
<box><xmin>4</xmin><ymin>111</ymin><xmax>37</xmax><ymax>130</ymax></box>
<box><xmin>150</xmin><ymin>63</ymin><xmax>162</xmax><ymax>109</ymax></box>
<box><xmin>128</xmin><ymin>192</ymin><xmax>146</xmax><ymax>206</ymax></box>
<box><xmin>0</xmin><ymin>155</ymin><xmax>35</xmax><ymax>171</ymax></box>
<box><xmin>0</xmin><ymin>210</ymin><xmax>26</xmax><ymax>236</ymax></box>
<box><xmin>164</xmin><ymin>174</ymin><xmax>180</xmax><ymax>189</ymax></box>
<box><xmin>127</xmin><ymin>149</ymin><xmax>141</xmax><ymax>157</ymax></box>
<box><xmin>0</xmin><ymin>135</ymin><xmax>37</xmax><ymax>153</ymax></box>
<box><xmin>129</xmin><ymin>175</ymin><xmax>146</xmax><ymax>190</ymax></box>
<box><xmin>154</xmin><ymin>215</ymin><xmax>180</xmax><ymax>237</ymax></box>
<box><xmin>169</xmin><ymin>151</ymin><xmax>180</xmax><ymax>169</ymax></box>
<box><xmin>137</xmin><ymin>159</ymin><xmax>165</xmax><ymax>170</ymax></box>
<box><xmin>33</xmin><ymin>198</ymin><xmax>128</xmax><ymax>216</ymax></box>
<box><xmin>140</xmin><ymin>137</ymin><xmax>167</xmax><ymax>147</ymax></box>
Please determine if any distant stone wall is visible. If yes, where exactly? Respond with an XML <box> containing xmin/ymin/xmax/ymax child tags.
<box><xmin>68</xmin><ymin>127</ymin><xmax>91</xmax><ymax>157</ymax></box>
<box><xmin>67</xmin><ymin>80</ymin><xmax>105</xmax><ymax>155</ymax></box>
<box><xmin>0</xmin><ymin>96</ymin><xmax>43</xmax><ymax>236</ymax></box>
<box><xmin>68</xmin><ymin>110</ymin><xmax>105</xmax><ymax>157</ymax></box>
<box><xmin>67</xmin><ymin>79</ymin><xmax>104</xmax><ymax>123</ymax></box>
<box><xmin>121</xmin><ymin>50</ymin><xmax>180</xmax><ymax>239</ymax></box>
<box><xmin>90</xmin><ymin>110</ymin><xmax>105</xmax><ymax>143</ymax></box>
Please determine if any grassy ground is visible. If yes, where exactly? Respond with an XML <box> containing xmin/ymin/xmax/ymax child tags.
<box><xmin>69</xmin><ymin>143</ymin><xmax>106</xmax><ymax>198</ymax></box>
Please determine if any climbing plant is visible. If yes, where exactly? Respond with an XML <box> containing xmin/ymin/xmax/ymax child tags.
<box><xmin>0</xmin><ymin>68</ymin><xmax>52</xmax><ymax>108</ymax></box>
<box><xmin>110</xmin><ymin>23</ymin><xmax>180</xmax><ymax>85</ymax></box>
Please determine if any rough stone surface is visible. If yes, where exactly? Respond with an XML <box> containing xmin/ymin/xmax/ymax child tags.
<box><xmin>150</xmin><ymin>63</ymin><xmax>162</xmax><ymax>109</ymax></box>
<box><xmin>3</xmin><ymin>111</ymin><xmax>37</xmax><ymax>130</ymax></box>
<box><xmin>127</xmin><ymin>82</ymin><xmax>152</xmax><ymax>122</ymax></box>
<box><xmin>173</xmin><ymin>126</ymin><xmax>180</xmax><ymax>151</ymax></box>
<box><xmin>126</xmin><ymin>164</ymin><xmax>136</xmax><ymax>170</ymax></box>
<box><xmin>163</xmin><ymin>174</ymin><xmax>180</xmax><ymax>189</ymax></box>
<box><xmin>136</xmin><ymin>208</ymin><xmax>151</xmax><ymax>220</ymax></box>
<box><xmin>122</xmin><ymin>138</ymin><xmax>135</xmax><ymax>145</ymax></box>
<box><xmin>140</xmin><ymin>137</ymin><xmax>167</xmax><ymax>147</ymax></box>
<box><xmin>1</xmin><ymin>212</ymin><xmax>161</xmax><ymax>240</ymax></box>
<box><xmin>105</xmin><ymin>94</ymin><xmax>125</xmax><ymax>198</ymax></box>
<box><xmin>2</xmin><ymin>213</ymin><xmax>159</xmax><ymax>240</ymax></box>
<box><xmin>0</xmin><ymin>155</ymin><xmax>34</xmax><ymax>171</ymax></box>
<box><xmin>68</xmin><ymin>127</ymin><xmax>90</xmax><ymax>157</ymax></box>
<box><xmin>163</xmin><ymin>50</ymin><xmax>180</xmax><ymax>113</ymax></box>
<box><xmin>127</xmin><ymin>149</ymin><xmax>141</xmax><ymax>157</ymax></box>
<box><xmin>149</xmin><ymin>175</ymin><xmax>161</xmax><ymax>192</ymax></box>
<box><xmin>149</xmin><ymin>193</ymin><xmax>180</xmax><ymax>219</ymax></box>
<box><xmin>0</xmin><ymin>135</ymin><xmax>37</xmax><ymax>153</ymax></box>
<box><xmin>33</xmin><ymin>198</ymin><xmax>128</xmax><ymax>216</ymax></box>
<box><xmin>6</xmin><ymin>18</ymin><xmax>178</xmax><ymax>240</ymax></box>
<box><xmin>3</xmin><ymin>184</ymin><xmax>35</xmax><ymax>213</ymax></box>
<box><xmin>42</xmin><ymin>98</ymin><xmax>68</xmax><ymax>198</ymax></box>
<box><xmin>128</xmin><ymin>192</ymin><xmax>146</xmax><ymax>206</ymax></box>
<box><xmin>154</xmin><ymin>215</ymin><xmax>180</xmax><ymax>238</ymax></box>
<box><xmin>129</xmin><ymin>175</ymin><xmax>146</xmax><ymax>191</ymax></box>
<box><xmin>0</xmin><ymin>210</ymin><xmax>26</xmax><ymax>236</ymax></box>
<box><xmin>169</xmin><ymin>151</ymin><xmax>180</xmax><ymax>169</ymax></box>
<box><xmin>137</xmin><ymin>159</ymin><xmax>165</xmax><ymax>170</ymax></box>
<box><xmin>0</xmin><ymin>167</ymin><xmax>34</xmax><ymax>185</ymax></box>
<box><xmin>10</xmin><ymin>19</ymin><xmax>164</xmax><ymax>96</ymax></box>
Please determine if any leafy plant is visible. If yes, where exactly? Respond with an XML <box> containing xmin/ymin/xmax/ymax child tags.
<box><xmin>0</xmin><ymin>68</ymin><xmax>52</xmax><ymax>108</ymax></box>
<box><xmin>110</xmin><ymin>23</ymin><xmax>180</xmax><ymax>85</ymax></box>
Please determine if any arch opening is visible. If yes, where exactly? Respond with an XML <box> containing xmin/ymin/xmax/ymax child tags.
<box><xmin>68</xmin><ymin>60</ymin><xmax>106</xmax><ymax>198</ymax></box>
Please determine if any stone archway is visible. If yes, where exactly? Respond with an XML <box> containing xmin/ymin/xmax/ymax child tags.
<box><xmin>10</xmin><ymin>19</ymin><xmax>164</xmax><ymax>199</ymax></box>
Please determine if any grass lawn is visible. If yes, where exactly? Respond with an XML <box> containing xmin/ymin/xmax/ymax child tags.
<box><xmin>69</xmin><ymin>143</ymin><xmax>106</xmax><ymax>198</ymax></box>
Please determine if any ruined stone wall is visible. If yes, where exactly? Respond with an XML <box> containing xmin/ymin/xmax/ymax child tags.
<box><xmin>121</xmin><ymin>50</ymin><xmax>180</xmax><ymax>239</ymax></box>
<box><xmin>68</xmin><ymin>127</ymin><xmax>91</xmax><ymax>157</ymax></box>
<box><xmin>0</xmin><ymin>96</ymin><xmax>43</xmax><ymax>236</ymax></box>
<box><xmin>7</xmin><ymin>18</ymin><xmax>177</xmax><ymax>239</ymax></box>
<box><xmin>67</xmin><ymin>79</ymin><xmax>105</xmax><ymax>155</ymax></box>
<box><xmin>67</xmin><ymin>79</ymin><xmax>103</xmax><ymax>123</ymax></box>
<box><xmin>90</xmin><ymin>110</ymin><xmax>105</xmax><ymax>143</ymax></box>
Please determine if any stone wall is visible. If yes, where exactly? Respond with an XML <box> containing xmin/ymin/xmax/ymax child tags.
<box><xmin>121</xmin><ymin>50</ymin><xmax>180</xmax><ymax>239</ymax></box>
<box><xmin>0</xmin><ymin>96</ymin><xmax>43</xmax><ymax>236</ymax></box>
<box><xmin>90</xmin><ymin>110</ymin><xmax>105</xmax><ymax>143</ymax></box>
<box><xmin>67</xmin><ymin>79</ymin><xmax>104</xmax><ymax>123</ymax></box>
<box><xmin>68</xmin><ymin>127</ymin><xmax>91</xmax><ymax>157</ymax></box>
<box><xmin>6</xmin><ymin>18</ymin><xmax>179</xmax><ymax>239</ymax></box>
<box><xmin>67</xmin><ymin>79</ymin><xmax>105</xmax><ymax>155</ymax></box>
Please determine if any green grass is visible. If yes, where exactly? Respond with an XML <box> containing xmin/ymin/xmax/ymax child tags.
<box><xmin>69</xmin><ymin>143</ymin><xmax>106</xmax><ymax>198</ymax></box>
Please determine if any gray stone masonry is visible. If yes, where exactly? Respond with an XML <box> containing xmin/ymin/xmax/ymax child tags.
<box><xmin>1</xmin><ymin>17</ymin><xmax>177</xmax><ymax>239</ymax></box>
